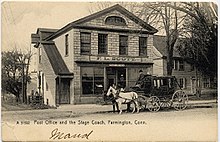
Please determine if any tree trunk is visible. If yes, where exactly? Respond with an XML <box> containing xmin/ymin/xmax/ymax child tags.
<box><xmin>166</xmin><ymin>49</ymin><xmax>173</xmax><ymax>76</ymax></box>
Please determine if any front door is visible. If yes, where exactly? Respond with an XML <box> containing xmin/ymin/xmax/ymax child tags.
<box><xmin>106</xmin><ymin>67</ymin><xmax>126</xmax><ymax>89</ymax></box>
<box><xmin>56</xmin><ymin>78</ymin><xmax>70</xmax><ymax>104</ymax></box>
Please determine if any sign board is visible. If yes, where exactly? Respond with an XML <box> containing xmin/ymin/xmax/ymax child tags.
<box><xmin>77</xmin><ymin>55</ymin><xmax>152</xmax><ymax>63</ymax></box>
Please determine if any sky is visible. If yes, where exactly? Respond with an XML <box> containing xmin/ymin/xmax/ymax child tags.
<box><xmin>2</xmin><ymin>1</ymin><xmax>216</xmax><ymax>53</ymax></box>
<box><xmin>1</xmin><ymin>2</ymin><xmax>108</xmax><ymax>52</ymax></box>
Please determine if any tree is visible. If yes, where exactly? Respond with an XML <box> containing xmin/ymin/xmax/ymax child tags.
<box><xmin>174</xmin><ymin>2</ymin><xmax>217</xmax><ymax>76</ymax></box>
<box><xmin>139</xmin><ymin>2</ymin><xmax>189</xmax><ymax>75</ymax></box>
<box><xmin>2</xmin><ymin>50</ymin><xmax>32</xmax><ymax>103</ymax></box>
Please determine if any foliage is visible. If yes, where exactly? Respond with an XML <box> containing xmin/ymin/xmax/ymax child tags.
<box><xmin>175</xmin><ymin>2</ymin><xmax>217</xmax><ymax>76</ymax></box>
<box><xmin>2</xmin><ymin>50</ymin><xmax>32</xmax><ymax>102</ymax></box>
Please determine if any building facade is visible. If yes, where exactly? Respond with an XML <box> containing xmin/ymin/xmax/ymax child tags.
<box><xmin>152</xmin><ymin>35</ymin><xmax>217</xmax><ymax>95</ymax></box>
<box><xmin>31</xmin><ymin>4</ymin><xmax>158</xmax><ymax>106</ymax></box>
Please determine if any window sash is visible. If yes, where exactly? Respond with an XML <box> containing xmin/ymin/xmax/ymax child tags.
<box><xmin>139</xmin><ymin>37</ymin><xmax>147</xmax><ymax>56</ymax></box>
<box><xmin>80</xmin><ymin>33</ymin><xmax>91</xmax><ymax>55</ymax></box>
<box><xmin>105</xmin><ymin>16</ymin><xmax>126</xmax><ymax>26</ymax></box>
<box><xmin>173</xmin><ymin>60</ymin><xmax>178</xmax><ymax>70</ymax></box>
<box><xmin>81</xmin><ymin>67</ymin><xmax>104</xmax><ymax>95</ymax></box>
<box><xmin>65</xmin><ymin>34</ymin><xmax>69</xmax><ymax>56</ymax></box>
<box><xmin>98</xmin><ymin>34</ymin><xmax>108</xmax><ymax>54</ymax></box>
<box><xmin>179</xmin><ymin>60</ymin><xmax>184</xmax><ymax>71</ymax></box>
<box><xmin>119</xmin><ymin>35</ymin><xmax>128</xmax><ymax>55</ymax></box>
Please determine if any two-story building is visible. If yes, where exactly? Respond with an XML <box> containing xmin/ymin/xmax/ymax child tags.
<box><xmin>152</xmin><ymin>35</ymin><xmax>216</xmax><ymax>95</ymax></box>
<box><xmin>31</xmin><ymin>4</ymin><xmax>158</xmax><ymax>106</ymax></box>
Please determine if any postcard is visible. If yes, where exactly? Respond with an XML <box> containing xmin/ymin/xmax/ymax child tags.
<box><xmin>1</xmin><ymin>1</ymin><xmax>218</xmax><ymax>141</ymax></box>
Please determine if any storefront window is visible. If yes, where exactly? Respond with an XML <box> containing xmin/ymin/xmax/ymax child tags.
<box><xmin>81</xmin><ymin>67</ymin><xmax>104</xmax><ymax>95</ymax></box>
<box><xmin>94</xmin><ymin>67</ymin><xmax>104</xmax><ymax>94</ymax></box>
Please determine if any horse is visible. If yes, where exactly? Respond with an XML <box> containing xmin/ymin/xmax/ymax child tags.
<box><xmin>106</xmin><ymin>86</ymin><xmax>139</xmax><ymax>114</ymax></box>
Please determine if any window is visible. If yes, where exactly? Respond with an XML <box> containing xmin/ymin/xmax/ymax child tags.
<box><xmin>161</xmin><ymin>79</ymin><xmax>168</xmax><ymax>86</ymax></box>
<box><xmin>98</xmin><ymin>34</ymin><xmax>108</xmax><ymax>54</ymax></box>
<box><xmin>119</xmin><ymin>35</ymin><xmax>128</xmax><ymax>55</ymax></box>
<box><xmin>179</xmin><ymin>60</ymin><xmax>184</xmax><ymax>71</ymax></box>
<box><xmin>173</xmin><ymin>59</ymin><xmax>184</xmax><ymax>71</ymax></box>
<box><xmin>154</xmin><ymin>80</ymin><xmax>157</xmax><ymax>87</ymax></box>
<box><xmin>80</xmin><ymin>32</ymin><xmax>91</xmax><ymax>55</ymax></box>
<box><xmin>105</xmin><ymin>16</ymin><xmax>126</xmax><ymax>26</ymax></box>
<box><xmin>139</xmin><ymin>37</ymin><xmax>147</xmax><ymax>56</ymax></box>
<box><xmin>173</xmin><ymin>59</ymin><xmax>178</xmax><ymax>70</ymax></box>
<box><xmin>203</xmin><ymin>78</ymin><xmax>210</xmax><ymax>88</ymax></box>
<box><xmin>179</xmin><ymin>78</ymin><xmax>184</xmax><ymax>88</ymax></box>
<box><xmin>65</xmin><ymin>34</ymin><xmax>69</xmax><ymax>56</ymax></box>
<box><xmin>81</xmin><ymin>67</ymin><xmax>104</xmax><ymax>95</ymax></box>
<box><xmin>179</xmin><ymin>78</ymin><xmax>187</xmax><ymax>89</ymax></box>
<box><xmin>157</xmin><ymin>80</ymin><xmax>160</xmax><ymax>88</ymax></box>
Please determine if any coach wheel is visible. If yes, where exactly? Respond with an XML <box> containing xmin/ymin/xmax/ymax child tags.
<box><xmin>172</xmin><ymin>90</ymin><xmax>188</xmax><ymax>111</ymax></box>
<box><xmin>147</xmin><ymin>96</ymin><xmax>160</xmax><ymax>112</ymax></box>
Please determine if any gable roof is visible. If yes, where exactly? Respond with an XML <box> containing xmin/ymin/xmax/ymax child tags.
<box><xmin>45</xmin><ymin>4</ymin><xmax>158</xmax><ymax>40</ymax></box>
<box><xmin>153</xmin><ymin>35</ymin><xmax>181</xmax><ymax>58</ymax></box>
<box><xmin>31</xmin><ymin>28</ymin><xmax>58</xmax><ymax>44</ymax></box>
<box><xmin>42</xmin><ymin>42</ymin><xmax>73</xmax><ymax>76</ymax></box>
<box><xmin>37</xmin><ymin>28</ymin><xmax>59</xmax><ymax>41</ymax></box>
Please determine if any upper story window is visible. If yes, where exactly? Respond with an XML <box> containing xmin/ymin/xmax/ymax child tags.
<box><xmin>105</xmin><ymin>16</ymin><xmax>126</xmax><ymax>26</ymax></box>
<box><xmin>119</xmin><ymin>35</ymin><xmax>128</xmax><ymax>55</ymax></box>
<box><xmin>80</xmin><ymin>32</ymin><xmax>91</xmax><ymax>55</ymax></box>
<box><xmin>173</xmin><ymin>59</ymin><xmax>178</xmax><ymax>70</ymax></box>
<box><xmin>173</xmin><ymin>59</ymin><xmax>185</xmax><ymax>71</ymax></box>
<box><xmin>139</xmin><ymin>37</ymin><xmax>147</xmax><ymax>56</ymax></box>
<box><xmin>98</xmin><ymin>34</ymin><xmax>108</xmax><ymax>54</ymax></box>
<box><xmin>65</xmin><ymin>34</ymin><xmax>69</xmax><ymax>56</ymax></box>
<box><xmin>179</xmin><ymin>60</ymin><xmax>184</xmax><ymax>71</ymax></box>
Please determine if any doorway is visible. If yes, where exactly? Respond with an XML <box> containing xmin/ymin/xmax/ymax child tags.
<box><xmin>106</xmin><ymin>67</ymin><xmax>126</xmax><ymax>89</ymax></box>
<box><xmin>56</xmin><ymin>78</ymin><xmax>71</xmax><ymax>104</ymax></box>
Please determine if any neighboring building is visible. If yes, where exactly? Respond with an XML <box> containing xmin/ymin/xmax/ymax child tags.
<box><xmin>152</xmin><ymin>35</ymin><xmax>217</xmax><ymax>95</ymax></box>
<box><xmin>31</xmin><ymin>4</ymin><xmax>158</xmax><ymax>106</ymax></box>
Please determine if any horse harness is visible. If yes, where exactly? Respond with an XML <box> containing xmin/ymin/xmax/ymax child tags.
<box><xmin>115</xmin><ymin>91</ymin><xmax>137</xmax><ymax>104</ymax></box>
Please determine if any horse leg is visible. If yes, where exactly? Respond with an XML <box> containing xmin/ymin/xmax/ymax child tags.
<box><xmin>112</xmin><ymin>103</ymin><xmax>115</xmax><ymax>113</ymax></box>
<box><xmin>118</xmin><ymin>101</ymin><xmax>122</xmax><ymax>114</ymax></box>
<box><xmin>112</xmin><ymin>100</ymin><xmax>119</xmax><ymax>113</ymax></box>
<box><xmin>135</xmin><ymin>100</ymin><xmax>140</xmax><ymax>113</ymax></box>
<box><xmin>131</xmin><ymin>101</ymin><xmax>136</xmax><ymax>113</ymax></box>
<box><xmin>127</xmin><ymin>103</ymin><xmax>130</xmax><ymax>112</ymax></box>
<box><xmin>116</xmin><ymin>102</ymin><xmax>119</xmax><ymax>112</ymax></box>
<box><xmin>112</xmin><ymin>101</ymin><xmax>116</xmax><ymax>113</ymax></box>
